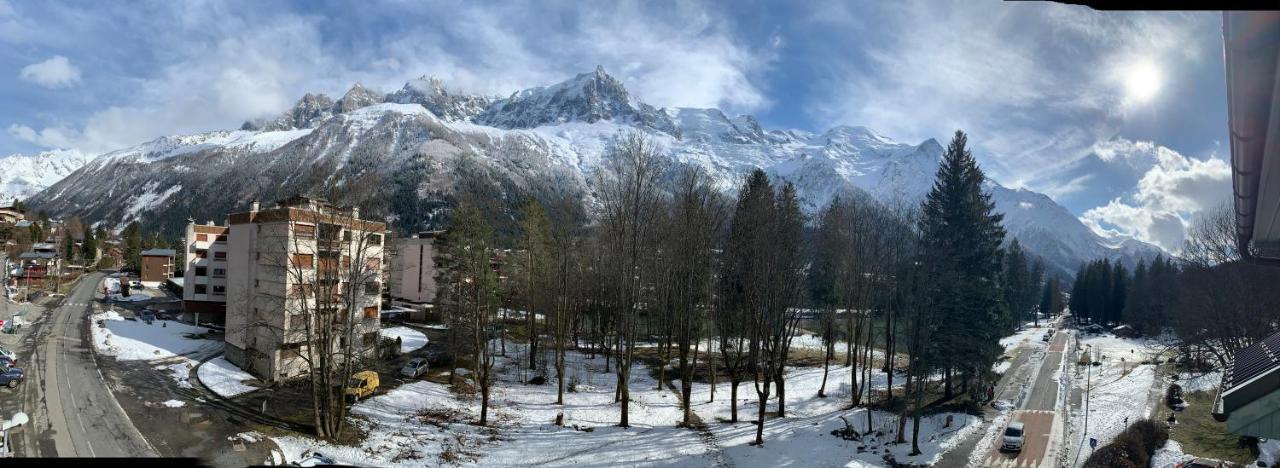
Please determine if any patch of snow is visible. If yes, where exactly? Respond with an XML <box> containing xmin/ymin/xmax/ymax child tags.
<box><xmin>161</xmin><ymin>399</ymin><xmax>186</xmax><ymax>408</ymax></box>
<box><xmin>156</xmin><ymin>361</ymin><xmax>195</xmax><ymax>389</ymax></box>
<box><xmin>380</xmin><ymin>326</ymin><xmax>429</xmax><ymax>353</ymax></box>
<box><xmin>197</xmin><ymin>356</ymin><xmax>260</xmax><ymax>398</ymax></box>
<box><xmin>91</xmin><ymin>308</ymin><xmax>220</xmax><ymax>361</ymax></box>
<box><xmin>1151</xmin><ymin>439</ymin><xmax>1190</xmax><ymax>468</ymax></box>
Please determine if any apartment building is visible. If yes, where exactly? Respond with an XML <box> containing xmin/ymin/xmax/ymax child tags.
<box><xmin>224</xmin><ymin>197</ymin><xmax>386</xmax><ymax>382</ymax></box>
<box><xmin>183</xmin><ymin>221</ymin><xmax>230</xmax><ymax>323</ymax></box>
<box><xmin>140</xmin><ymin>249</ymin><xmax>176</xmax><ymax>283</ymax></box>
<box><xmin>388</xmin><ymin>231</ymin><xmax>441</xmax><ymax>304</ymax></box>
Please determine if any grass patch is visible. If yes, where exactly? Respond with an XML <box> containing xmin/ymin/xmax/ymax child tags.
<box><xmin>1168</xmin><ymin>390</ymin><xmax>1255</xmax><ymax>464</ymax></box>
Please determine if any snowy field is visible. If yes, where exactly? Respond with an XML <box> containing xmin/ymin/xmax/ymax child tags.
<box><xmin>197</xmin><ymin>356</ymin><xmax>260</xmax><ymax>398</ymax></box>
<box><xmin>91</xmin><ymin>308</ymin><xmax>221</xmax><ymax>361</ymax></box>
<box><xmin>380</xmin><ymin>326</ymin><xmax>429</xmax><ymax>353</ymax></box>
<box><xmin>1067</xmin><ymin>333</ymin><xmax>1166</xmax><ymax>466</ymax></box>
<box><xmin>272</xmin><ymin>344</ymin><xmax>973</xmax><ymax>467</ymax></box>
<box><xmin>999</xmin><ymin>321</ymin><xmax>1056</xmax><ymax>353</ymax></box>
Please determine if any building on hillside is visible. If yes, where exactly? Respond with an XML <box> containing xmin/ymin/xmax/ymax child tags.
<box><xmin>140</xmin><ymin>248</ymin><xmax>176</xmax><ymax>283</ymax></box>
<box><xmin>0</xmin><ymin>206</ymin><xmax>23</xmax><ymax>224</ymax></box>
<box><xmin>224</xmin><ymin>197</ymin><xmax>387</xmax><ymax>382</ymax></box>
<box><xmin>14</xmin><ymin>251</ymin><xmax>57</xmax><ymax>289</ymax></box>
<box><xmin>388</xmin><ymin>231</ymin><xmax>441</xmax><ymax>304</ymax></box>
<box><xmin>183</xmin><ymin>221</ymin><xmax>229</xmax><ymax>324</ymax></box>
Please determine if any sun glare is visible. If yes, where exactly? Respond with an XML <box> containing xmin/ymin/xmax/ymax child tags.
<box><xmin>1123</xmin><ymin>60</ymin><xmax>1163</xmax><ymax>103</ymax></box>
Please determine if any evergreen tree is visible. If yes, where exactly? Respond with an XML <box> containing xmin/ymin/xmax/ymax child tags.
<box><xmin>81</xmin><ymin>228</ymin><xmax>98</xmax><ymax>264</ymax></box>
<box><xmin>1002</xmin><ymin>239</ymin><xmax>1028</xmax><ymax>330</ymax></box>
<box><xmin>122</xmin><ymin>222</ymin><xmax>143</xmax><ymax>270</ymax></box>
<box><xmin>917</xmin><ymin>130</ymin><xmax>1006</xmax><ymax>397</ymax></box>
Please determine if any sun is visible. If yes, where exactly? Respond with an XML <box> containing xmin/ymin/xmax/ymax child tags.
<box><xmin>1123</xmin><ymin>60</ymin><xmax>1163</xmax><ymax>103</ymax></box>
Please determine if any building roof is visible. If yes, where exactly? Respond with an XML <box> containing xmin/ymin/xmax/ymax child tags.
<box><xmin>1227</xmin><ymin>12</ymin><xmax>1280</xmax><ymax>262</ymax></box>
<box><xmin>1229</xmin><ymin>331</ymin><xmax>1280</xmax><ymax>390</ymax></box>
<box><xmin>1217</xmin><ymin>330</ymin><xmax>1280</xmax><ymax>438</ymax></box>
<box><xmin>13</xmin><ymin>220</ymin><xmax>32</xmax><ymax>228</ymax></box>
<box><xmin>18</xmin><ymin>252</ymin><xmax>55</xmax><ymax>259</ymax></box>
<box><xmin>141</xmin><ymin>248</ymin><xmax>176</xmax><ymax>257</ymax></box>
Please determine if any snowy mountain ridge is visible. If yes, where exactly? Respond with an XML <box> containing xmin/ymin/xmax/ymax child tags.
<box><xmin>25</xmin><ymin>67</ymin><xmax>1162</xmax><ymax>276</ymax></box>
<box><xmin>0</xmin><ymin>149</ymin><xmax>91</xmax><ymax>206</ymax></box>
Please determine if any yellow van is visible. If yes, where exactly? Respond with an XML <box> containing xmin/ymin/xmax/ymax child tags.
<box><xmin>344</xmin><ymin>371</ymin><xmax>379</xmax><ymax>402</ymax></box>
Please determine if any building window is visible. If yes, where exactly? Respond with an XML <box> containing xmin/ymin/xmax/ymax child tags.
<box><xmin>196</xmin><ymin>249</ymin><xmax>208</xmax><ymax>259</ymax></box>
<box><xmin>214</xmin><ymin>251</ymin><xmax>226</xmax><ymax>260</ymax></box>
<box><xmin>195</xmin><ymin>266</ymin><xmax>207</xmax><ymax>276</ymax></box>
<box><xmin>362</xmin><ymin>332</ymin><xmax>378</xmax><ymax>346</ymax></box>
<box><xmin>212</xmin><ymin>285</ymin><xmax>225</xmax><ymax>296</ymax></box>
<box><xmin>367</xmin><ymin>233</ymin><xmax>382</xmax><ymax>246</ymax></box>
<box><xmin>343</xmin><ymin>230</ymin><xmax>352</xmax><ymax>242</ymax></box>
<box><xmin>319</xmin><ymin>224</ymin><xmax>341</xmax><ymax>241</ymax></box>
<box><xmin>194</xmin><ymin>284</ymin><xmax>207</xmax><ymax>294</ymax></box>
<box><xmin>212</xmin><ymin>268</ymin><xmax>225</xmax><ymax>277</ymax></box>
<box><xmin>364</xmin><ymin>282</ymin><xmax>379</xmax><ymax>295</ymax></box>
<box><xmin>365</xmin><ymin>258</ymin><xmax>381</xmax><ymax>271</ymax></box>
<box><xmin>291</xmin><ymin>253</ymin><xmax>314</xmax><ymax>269</ymax></box>
<box><xmin>289</xmin><ymin>314</ymin><xmax>306</xmax><ymax>329</ymax></box>
<box><xmin>290</xmin><ymin>283</ymin><xmax>313</xmax><ymax>298</ymax></box>
<box><xmin>363</xmin><ymin>306</ymin><xmax>378</xmax><ymax>319</ymax></box>
<box><xmin>215</xmin><ymin>234</ymin><xmax>227</xmax><ymax>243</ymax></box>
<box><xmin>196</xmin><ymin>233</ymin><xmax>208</xmax><ymax>242</ymax></box>
<box><xmin>281</xmin><ymin>343</ymin><xmax>303</xmax><ymax>359</ymax></box>
<box><xmin>295</xmin><ymin>224</ymin><xmax>316</xmax><ymax>238</ymax></box>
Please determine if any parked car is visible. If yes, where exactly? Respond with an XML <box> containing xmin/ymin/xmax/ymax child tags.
<box><xmin>0</xmin><ymin>357</ymin><xmax>13</xmax><ymax>369</ymax></box>
<box><xmin>129</xmin><ymin>281</ymin><xmax>144</xmax><ymax>289</ymax></box>
<box><xmin>1042</xmin><ymin>334</ymin><xmax>1051</xmax><ymax>342</ymax></box>
<box><xmin>1000</xmin><ymin>421</ymin><xmax>1025</xmax><ymax>452</ymax></box>
<box><xmin>344</xmin><ymin>371</ymin><xmax>380</xmax><ymax>402</ymax></box>
<box><xmin>154</xmin><ymin>310</ymin><xmax>176</xmax><ymax>321</ymax></box>
<box><xmin>139</xmin><ymin>310</ymin><xmax>155</xmax><ymax>324</ymax></box>
<box><xmin>1176</xmin><ymin>458</ymin><xmax>1229</xmax><ymax>468</ymax></box>
<box><xmin>400</xmin><ymin>358</ymin><xmax>429</xmax><ymax>379</ymax></box>
<box><xmin>291</xmin><ymin>450</ymin><xmax>336</xmax><ymax>466</ymax></box>
<box><xmin>0</xmin><ymin>368</ymin><xmax>23</xmax><ymax>388</ymax></box>
<box><xmin>0</xmin><ymin>346</ymin><xmax>14</xmax><ymax>363</ymax></box>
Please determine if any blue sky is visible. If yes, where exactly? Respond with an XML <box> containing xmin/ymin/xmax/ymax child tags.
<box><xmin>0</xmin><ymin>0</ymin><xmax>1231</xmax><ymax>251</ymax></box>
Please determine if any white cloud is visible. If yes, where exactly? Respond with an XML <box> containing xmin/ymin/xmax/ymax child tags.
<box><xmin>8</xmin><ymin>124</ymin><xmax>74</xmax><ymax>148</ymax></box>
<box><xmin>1080</xmin><ymin>138</ymin><xmax>1231</xmax><ymax>252</ymax></box>
<box><xmin>18</xmin><ymin>55</ymin><xmax>81</xmax><ymax>88</ymax></box>
<box><xmin>814</xmin><ymin>2</ymin><xmax>1216</xmax><ymax>193</ymax></box>
<box><xmin>11</xmin><ymin>1</ymin><xmax>772</xmax><ymax>155</ymax></box>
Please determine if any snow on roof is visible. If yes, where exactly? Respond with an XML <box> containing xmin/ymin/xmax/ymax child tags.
<box><xmin>142</xmin><ymin>248</ymin><xmax>176</xmax><ymax>257</ymax></box>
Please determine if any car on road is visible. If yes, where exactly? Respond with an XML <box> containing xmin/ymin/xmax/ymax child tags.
<box><xmin>1042</xmin><ymin>334</ymin><xmax>1051</xmax><ymax>342</ymax></box>
<box><xmin>1000</xmin><ymin>421</ymin><xmax>1025</xmax><ymax>452</ymax></box>
<box><xmin>0</xmin><ymin>357</ymin><xmax>13</xmax><ymax>369</ymax></box>
<box><xmin>130</xmin><ymin>281</ymin><xmax>144</xmax><ymax>289</ymax></box>
<box><xmin>344</xmin><ymin>371</ymin><xmax>380</xmax><ymax>402</ymax></box>
<box><xmin>291</xmin><ymin>450</ymin><xmax>336</xmax><ymax>466</ymax></box>
<box><xmin>400</xmin><ymin>358</ymin><xmax>429</xmax><ymax>378</ymax></box>
<box><xmin>0</xmin><ymin>346</ymin><xmax>13</xmax><ymax>362</ymax></box>
<box><xmin>0</xmin><ymin>368</ymin><xmax>23</xmax><ymax>388</ymax></box>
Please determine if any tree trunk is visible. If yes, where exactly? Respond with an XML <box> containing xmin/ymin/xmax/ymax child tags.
<box><xmin>753</xmin><ymin>380</ymin><xmax>771</xmax><ymax>446</ymax></box>
<box><xmin>730</xmin><ymin>379</ymin><xmax>740</xmax><ymax>422</ymax></box>
<box><xmin>774</xmin><ymin>370</ymin><xmax>787</xmax><ymax>418</ymax></box>
<box><xmin>818</xmin><ymin>340</ymin><xmax>832</xmax><ymax>398</ymax></box>
<box><xmin>480</xmin><ymin>383</ymin><xmax>491</xmax><ymax>426</ymax></box>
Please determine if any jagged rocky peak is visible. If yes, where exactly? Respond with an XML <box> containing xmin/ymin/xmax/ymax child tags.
<box><xmin>476</xmin><ymin>65</ymin><xmax>676</xmax><ymax>133</ymax></box>
<box><xmin>387</xmin><ymin>76</ymin><xmax>493</xmax><ymax>122</ymax></box>
<box><xmin>335</xmin><ymin>83</ymin><xmax>385</xmax><ymax>113</ymax></box>
<box><xmin>242</xmin><ymin>92</ymin><xmax>336</xmax><ymax>131</ymax></box>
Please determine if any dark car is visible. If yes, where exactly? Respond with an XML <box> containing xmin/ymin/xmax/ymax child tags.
<box><xmin>0</xmin><ymin>368</ymin><xmax>24</xmax><ymax>388</ymax></box>
<box><xmin>1176</xmin><ymin>458</ymin><xmax>1228</xmax><ymax>468</ymax></box>
<box><xmin>0</xmin><ymin>356</ymin><xmax>14</xmax><ymax>369</ymax></box>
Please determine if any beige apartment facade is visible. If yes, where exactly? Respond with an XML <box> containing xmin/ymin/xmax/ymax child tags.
<box><xmin>224</xmin><ymin>197</ymin><xmax>386</xmax><ymax>382</ymax></box>
<box><xmin>388</xmin><ymin>231</ymin><xmax>441</xmax><ymax>304</ymax></box>
<box><xmin>183</xmin><ymin>221</ymin><xmax>230</xmax><ymax>322</ymax></box>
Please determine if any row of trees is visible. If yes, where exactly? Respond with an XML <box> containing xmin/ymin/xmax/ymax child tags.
<box><xmin>433</xmin><ymin>130</ymin><xmax>1026</xmax><ymax>453</ymax></box>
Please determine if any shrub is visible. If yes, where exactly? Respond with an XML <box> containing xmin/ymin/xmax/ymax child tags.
<box><xmin>1082</xmin><ymin>419</ymin><xmax>1168</xmax><ymax>468</ymax></box>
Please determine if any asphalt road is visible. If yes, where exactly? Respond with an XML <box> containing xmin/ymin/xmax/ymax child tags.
<box><xmin>983</xmin><ymin>328</ymin><xmax>1068</xmax><ymax>468</ymax></box>
<box><xmin>15</xmin><ymin>272</ymin><xmax>157</xmax><ymax>457</ymax></box>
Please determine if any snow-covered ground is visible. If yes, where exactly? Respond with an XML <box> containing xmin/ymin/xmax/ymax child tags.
<box><xmin>1067</xmin><ymin>333</ymin><xmax>1166</xmax><ymax>466</ymax></box>
<box><xmin>272</xmin><ymin>344</ymin><xmax>972</xmax><ymax>467</ymax></box>
<box><xmin>380</xmin><ymin>326</ymin><xmax>429</xmax><ymax>353</ymax></box>
<box><xmin>1172</xmin><ymin>370</ymin><xmax>1223</xmax><ymax>393</ymax></box>
<box><xmin>91</xmin><ymin>308</ymin><xmax>220</xmax><ymax>361</ymax></box>
<box><xmin>999</xmin><ymin>322</ymin><xmax>1054</xmax><ymax>353</ymax></box>
<box><xmin>197</xmin><ymin>356</ymin><xmax>260</xmax><ymax>398</ymax></box>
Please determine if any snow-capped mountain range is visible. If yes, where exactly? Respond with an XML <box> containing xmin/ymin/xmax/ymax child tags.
<box><xmin>22</xmin><ymin>67</ymin><xmax>1162</xmax><ymax>276</ymax></box>
<box><xmin>0</xmin><ymin>149</ymin><xmax>91</xmax><ymax>206</ymax></box>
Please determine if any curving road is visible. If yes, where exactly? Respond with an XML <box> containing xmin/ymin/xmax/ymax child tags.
<box><xmin>13</xmin><ymin>272</ymin><xmax>156</xmax><ymax>457</ymax></box>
